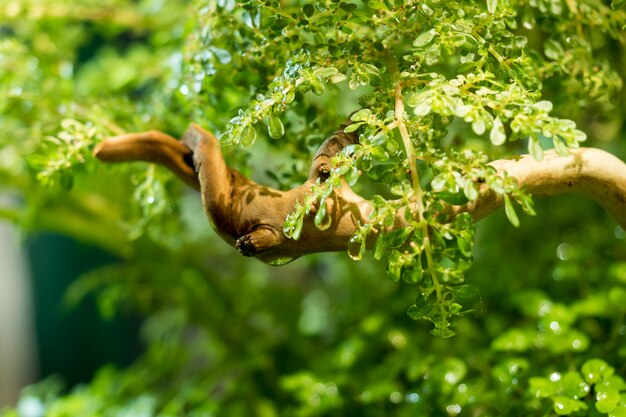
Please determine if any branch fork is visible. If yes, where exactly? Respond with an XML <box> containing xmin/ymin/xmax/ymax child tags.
<box><xmin>94</xmin><ymin>123</ymin><xmax>626</xmax><ymax>264</ymax></box>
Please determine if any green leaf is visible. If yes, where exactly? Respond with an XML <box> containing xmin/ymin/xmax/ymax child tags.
<box><xmin>385</xmin><ymin>227</ymin><xmax>413</xmax><ymax>248</ymax></box>
<box><xmin>313</xmin><ymin>66</ymin><xmax>338</xmax><ymax>79</ymax></box>
<box><xmin>210</xmin><ymin>47</ymin><xmax>231</xmax><ymax>64</ymax></box>
<box><xmin>284</xmin><ymin>89</ymin><xmax>295</xmax><ymax>104</ymax></box>
<box><xmin>503</xmin><ymin>194</ymin><xmax>520</xmax><ymax>227</ymax></box>
<box><xmin>314</xmin><ymin>203</ymin><xmax>331</xmax><ymax>230</ymax></box>
<box><xmin>330</xmin><ymin>72</ymin><xmax>347</xmax><ymax>83</ymax></box>
<box><xmin>553</xmin><ymin>137</ymin><xmax>569</xmax><ymax>156</ymax></box>
<box><xmin>366</xmin><ymin>164</ymin><xmax>395</xmax><ymax>183</ymax></box>
<box><xmin>457</xmin><ymin>233</ymin><xmax>474</xmax><ymax>257</ymax></box>
<box><xmin>493</xmin><ymin>328</ymin><xmax>534</xmax><ymax>352</ymax></box>
<box><xmin>449</xmin><ymin>285</ymin><xmax>479</xmax><ymax>299</ymax></box>
<box><xmin>612</xmin><ymin>0</ymin><xmax>626</xmax><ymax>8</ymax></box>
<box><xmin>545</xmin><ymin>39</ymin><xmax>564</xmax><ymax>60</ymax></box>
<box><xmin>463</xmin><ymin>181</ymin><xmax>478</xmax><ymax>201</ymax></box>
<box><xmin>310</xmin><ymin>77</ymin><xmax>325</xmax><ymax>95</ymax></box>
<box><xmin>348</xmin><ymin>73</ymin><xmax>361</xmax><ymax>90</ymax></box>
<box><xmin>340</xmin><ymin>2</ymin><xmax>357</xmax><ymax>13</ymax></box>
<box><xmin>411</xmin><ymin>94</ymin><xmax>432</xmax><ymax>117</ymax></box>
<box><xmin>561</xmin><ymin>372</ymin><xmax>590</xmax><ymax>399</ymax></box>
<box><xmin>370</xmin><ymin>146</ymin><xmax>389</xmax><ymax>162</ymax></box>
<box><xmin>573</xmin><ymin>129</ymin><xmax>587</xmax><ymax>142</ymax></box>
<box><xmin>344</xmin><ymin>122</ymin><xmax>363</xmax><ymax>133</ymax></box>
<box><xmin>288</xmin><ymin>216</ymin><xmax>304</xmax><ymax>241</ymax></box>
<box><xmin>368</xmin><ymin>0</ymin><xmax>389</xmax><ymax>11</ymax></box>
<box><xmin>373</xmin><ymin>233</ymin><xmax>385</xmax><ymax>260</ymax></box>
<box><xmin>553</xmin><ymin>397</ymin><xmax>587</xmax><ymax>415</ymax></box>
<box><xmin>431</xmin><ymin>174</ymin><xmax>447</xmax><ymax>192</ymax></box>
<box><xmin>534</xmin><ymin>100</ymin><xmax>553</xmax><ymax>112</ymax></box>
<box><xmin>490</xmin><ymin>116</ymin><xmax>506</xmax><ymax>145</ymax></box>
<box><xmin>435</xmin><ymin>358</ymin><xmax>467</xmax><ymax>385</ymax></box>
<box><xmin>402</xmin><ymin>265</ymin><xmax>423</xmax><ymax>284</ymax></box>
<box><xmin>472</xmin><ymin>116</ymin><xmax>486</xmax><ymax>136</ymax></box>
<box><xmin>424</xmin><ymin>42</ymin><xmax>441</xmax><ymax>65</ymax></box>
<box><xmin>610</xmin><ymin>405</ymin><xmax>626</xmax><ymax>417</ymax></box>
<box><xmin>385</xmin><ymin>246</ymin><xmax>413</xmax><ymax>278</ymax></box>
<box><xmin>582</xmin><ymin>359</ymin><xmax>614</xmax><ymax>384</ymax></box>
<box><xmin>345</xmin><ymin>166</ymin><xmax>359</xmax><ymax>186</ymax></box>
<box><xmin>431</xmin><ymin>325</ymin><xmax>456</xmax><ymax>338</ymax></box>
<box><xmin>302</xmin><ymin>3</ymin><xmax>314</xmax><ymax>17</ymax></box>
<box><xmin>360</xmin><ymin>63</ymin><xmax>380</xmax><ymax>76</ymax></box>
<box><xmin>436</xmin><ymin>191</ymin><xmax>469</xmax><ymax>205</ymax></box>
<box><xmin>528</xmin><ymin>136</ymin><xmax>543</xmax><ymax>160</ymax></box>
<box><xmin>267</xmin><ymin>115</ymin><xmax>285</xmax><ymax>139</ymax></box>
<box><xmin>414</xmin><ymin>29</ymin><xmax>437</xmax><ymax>48</ymax></box>
<box><xmin>351</xmin><ymin>108</ymin><xmax>372</xmax><ymax>121</ymax></box>
<box><xmin>596</xmin><ymin>385</ymin><xmax>621</xmax><ymax>414</ymax></box>
<box><xmin>529</xmin><ymin>377</ymin><xmax>558</xmax><ymax>398</ymax></box>
<box><xmin>487</xmin><ymin>0</ymin><xmax>498</xmax><ymax>14</ymax></box>
<box><xmin>241</xmin><ymin>125</ymin><xmax>257</xmax><ymax>148</ymax></box>
<box><xmin>407</xmin><ymin>294</ymin><xmax>432</xmax><ymax>319</ymax></box>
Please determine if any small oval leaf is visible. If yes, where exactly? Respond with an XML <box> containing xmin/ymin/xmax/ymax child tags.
<box><xmin>414</xmin><ymin>29</ymin><xmax>437</xmax><ymax>48</ymax></box>
<box><xmin>504</xmin><ymin>194</ymin><xmax>520</xmax><ymax>227</ymax></box>
<box><xmin>490</xmin><ymin>116</ymin><xmax>506</xmax><ymax>145</ymax></box>
<box><xmin>528</xmin><ymin>136</ymin><xmax>544</xmax><ymax>160</ymax></box>
<box><xmin>268</xmin><ymin>115</ymin><xmax>285</xmax><ymax>139</ymax></box>
<box><xmin>241</xmin><ymin>125</ymin><xmax>257</xmax><ymax>148</ymax></box>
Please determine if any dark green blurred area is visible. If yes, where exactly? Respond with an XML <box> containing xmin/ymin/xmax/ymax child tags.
<box><xmin>27</xmin><ymin>234</ymin><xmax>141</xmax><ymax>386</ymax></box>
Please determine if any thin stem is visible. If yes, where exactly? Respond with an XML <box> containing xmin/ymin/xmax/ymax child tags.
<box><xmin>469</xmin><ymin>30</ymin><xmax>511</xmax><ymax>71</ymax></box>
<box><xmin>394</xmin><ymin>85</ymin><xmax>421</xmax><ymax>209</ymax></box>
<box><xmin>564</xmin><ymin>0</ymin><xmax>583</xmax><ymax>37</ymax></box>
<box><xmin>393</xmin><ymin>83</ymin><xmax>445</xmax><ymax>318</ymax></box>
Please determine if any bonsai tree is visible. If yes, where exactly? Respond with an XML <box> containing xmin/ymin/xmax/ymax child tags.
<box><xmin>2</xmin><ymin>0</ymin><xmax>626</xmax><ymax>415</ymax></box>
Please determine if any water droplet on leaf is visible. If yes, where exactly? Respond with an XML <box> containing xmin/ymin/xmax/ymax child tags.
<box><xmin>347</xmin><ymin>236</ymin><xmax>365</xmax><ymax>260</ymax></box>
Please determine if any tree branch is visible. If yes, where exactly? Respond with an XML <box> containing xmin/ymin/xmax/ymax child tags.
<box><xmin>449</xmin><ymin>148</ymin><xmax>626</xmax><ymax>228</ymax></box>
<box><xmin>94</xmin><ymin>124</ymin><xmax>626</xmax><ymax>264</ymax></box>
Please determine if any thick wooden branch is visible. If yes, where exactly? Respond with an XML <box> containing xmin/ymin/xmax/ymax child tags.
<box><xmin>449</xmin><ymin>149</ymin><xmax>626</xmax><ymax>228</ymax></box>
<box><xmin>94</xmin><ymin>124</ymin><xmax>626</xmax><ymax>264</ymax></box>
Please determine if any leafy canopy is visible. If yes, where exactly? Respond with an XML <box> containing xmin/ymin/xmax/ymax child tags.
<box><xmin>184</xmin><ymin>0</ymin><xmax>612</xmax><ymax>335</ymax></box>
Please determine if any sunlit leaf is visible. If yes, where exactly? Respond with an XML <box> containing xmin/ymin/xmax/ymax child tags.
<box><xmin>268</xmin><ymin>115</ymin><xmax>285</xmax><ymax>139</ymax></box>
<box><xmin>490</xmin><ymin>116</ymin><xmax>506</xmax><ymax>145</ymax></box>
<box><xmin>504</xmin><ymin>194</ymin><xmax>520</xmax><ymax>227</ymax></box>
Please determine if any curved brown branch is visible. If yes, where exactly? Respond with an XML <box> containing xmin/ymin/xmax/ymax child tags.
<box><xmin>94</xmin><ymin>129</ymin><xmax>200</xmax><ymax>190</ymax></box>
<box><xmin>95</xmin><ymin>124</ymin><xmax>369</xmax><ymax>264</ymax></box>
<box><xmin>94</xmin><ymin>124</ymin><xmax>626</xmax><ymax>264</ymax></box>
<box><xmin>450</xmin><ymin>149</ymin><xmax>626</xmax><ymax>228</ymax></box>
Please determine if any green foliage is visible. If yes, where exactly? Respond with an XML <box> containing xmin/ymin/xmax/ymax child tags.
<box><xmin>529</xmin><ymin>358</ymin><xmax>626</xmax><ymax>415</ymax></box>
<box><xmin>1</xmin><ymin>0</ymin><xmax>626</xmax><ymax>416</ymax></box>
<box><xmin>185</xmin><ymin>0</ymin><xmax>600</xmax><ymax>335</ymax></box>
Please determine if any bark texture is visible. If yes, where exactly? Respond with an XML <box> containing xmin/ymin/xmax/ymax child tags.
<box><xmin>94</xmin><ymin>124</ymin><xmax>626</xmax><ymax>264</ymax></box>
